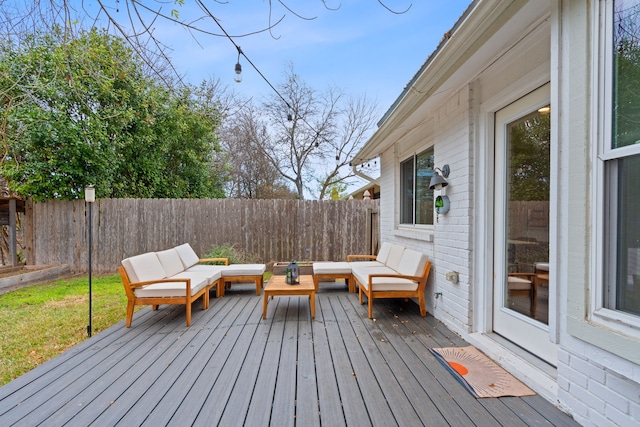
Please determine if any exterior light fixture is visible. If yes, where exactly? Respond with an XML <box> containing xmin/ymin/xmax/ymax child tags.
<box><xmin>85</xmin><ymin>185</ymin><xmax>95</xmax><ymax>337</ymax></box>
<box><xmin>234</xmin><ymin>46</ymin><xmax>243</xmax><ymax>83</ymax></box>
<box><xmin>429</xmin><ymin>164</ymin><xmax>450</xmax><ymax>190</ymax></box>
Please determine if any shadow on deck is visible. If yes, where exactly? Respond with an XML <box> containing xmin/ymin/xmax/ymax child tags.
<box><xmin>0</xmin><ymin>282</ymin><xmax>578</xmax><ymax>426</ymax></box>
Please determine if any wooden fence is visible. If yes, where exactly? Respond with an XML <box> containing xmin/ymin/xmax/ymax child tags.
<box><xmin>22</xmin><ymin>199</ymin><xmax>380</xmax><ymax>274</ymax></box>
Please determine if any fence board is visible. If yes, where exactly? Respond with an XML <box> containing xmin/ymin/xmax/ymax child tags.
<box><xmin>25</xmin><ymin>199</ymin><xmax>379</xmax><ymax>273</ymax></box>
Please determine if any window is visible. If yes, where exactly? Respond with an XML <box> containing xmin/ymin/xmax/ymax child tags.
<box><xmin>400</xmin><ymin>147</ymin><xmax>435</xmax><ymax>225</ymax></box>
<box><xmin>602</xmin><ymin>0</ymin><xmax>640</xmax><ymax>317</ymax></box>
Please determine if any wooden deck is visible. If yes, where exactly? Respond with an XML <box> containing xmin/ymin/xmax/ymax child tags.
<box><xmin>0</xmin><ymin>283</ymin><xmax>579</xmax><ymax>426</ymax></box>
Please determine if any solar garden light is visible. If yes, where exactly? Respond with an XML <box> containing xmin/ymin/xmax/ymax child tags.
<box><xmin>85</xmin><ymin>185</ymin><xmax>95</xmax><ymax>337</ymax></box>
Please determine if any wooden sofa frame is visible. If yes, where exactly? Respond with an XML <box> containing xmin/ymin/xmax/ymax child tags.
<box><xmin>119</xmin><ymin>266</ymin><xmax>216</xmax><ymax>327</ymax></box>
<box><xmin>355</xmin><ymin>261</ymin><xmax>432</xmax><ymax>319</ymax></box>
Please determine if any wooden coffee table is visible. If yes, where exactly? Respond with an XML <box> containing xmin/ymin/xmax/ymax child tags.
<box><xmin>263</xmin><ymin>275</ymin><xmax>315</xmax><ymax>319</ymax></box>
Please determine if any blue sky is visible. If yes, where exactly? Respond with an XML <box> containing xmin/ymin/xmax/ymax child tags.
<box><xmin>68</xmin><ymin>1</ymin><xmax>470</xmax><ymax>196</ymax></box>
<box><xmin>89</xmin><ymin>0</ymin><xmax>472</xmax><ymax>117</ymax></box>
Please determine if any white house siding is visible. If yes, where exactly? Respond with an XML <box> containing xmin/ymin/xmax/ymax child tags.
<box><xmin>556</xmin><ymin>1</ymin><xmax>640</xmax><ymax>426</ymax></box>
<box><xmin>377</xmin><ymin>87</ymin><xmax>473</xmax><ymax>333</ymax></box>
<box><xmin>363</xmin><ymin>1</ymin><xmax>640</xmax><ymax>425</ymax></box>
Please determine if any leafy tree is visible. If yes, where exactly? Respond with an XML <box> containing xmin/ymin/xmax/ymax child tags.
<box><xmin>614</xmin><ymin>1</ymin><xmax>640</xmax><ymax>148</ymax></box>
<box><xmin>508</xmin><ymin>111</ymin><xmax>550</xmax><ymax>202</ymax></box>
<box><xmin>0</xmin><ymin>28</ymin><xmax>225</xmax><ymax>200</ymax></box>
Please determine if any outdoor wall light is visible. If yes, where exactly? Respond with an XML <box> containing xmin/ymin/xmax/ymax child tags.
<box><xmin>429</xmin><ymin>164</ymin><xmax>450</xmax><ymax>190</ymax></box>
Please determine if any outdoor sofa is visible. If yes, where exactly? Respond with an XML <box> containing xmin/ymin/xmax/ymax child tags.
<box><xmin>313</xmin><ymin>242</ymin><xmax>432</xmax><ymax>319</ymax></box>
<box><xmin>119</xmin><ymin>243</ymin><xmax>265</xmax><ymax>327</ymax></box>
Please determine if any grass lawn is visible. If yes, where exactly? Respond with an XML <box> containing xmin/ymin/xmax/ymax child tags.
<box><xmin>0</xmin><ymin>274</ymin><xmax>129</xmax><ymax>386</ymax></box>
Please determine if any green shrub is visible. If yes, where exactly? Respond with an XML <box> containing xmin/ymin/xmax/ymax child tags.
<box><xmin>204</xmin><ymin>244</ymin><xmax>256</xmax><ymax>264</ymax></box>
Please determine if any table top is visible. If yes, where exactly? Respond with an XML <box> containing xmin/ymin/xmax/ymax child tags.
<box><xmin>266</xmin><ymin>274</ymin><xmax>314</xmax><ymax>291</ymax></box>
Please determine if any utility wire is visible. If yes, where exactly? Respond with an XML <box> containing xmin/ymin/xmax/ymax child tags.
<box><xmin>195</xmin><ymin>0</ymin><xmax>322</xmax><ymax>142</ymax></box>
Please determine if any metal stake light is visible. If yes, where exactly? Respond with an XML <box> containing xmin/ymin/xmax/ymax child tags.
<box><xmin>85</xmin><ymin>185</ymin><xmax>95</xmax><ymax>337</ymax></box>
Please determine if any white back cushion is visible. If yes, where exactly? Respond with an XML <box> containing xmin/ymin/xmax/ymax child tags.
<box><xmin>121</xmin><ymin>258</ymin><xmax>139</xmax><ymax>283</ymax></box>
<box><xmin>174</xmin><ymin>243</ymin><xmax>200</xmax><ymax>269</ymax></box>
<box><xmin>376</xmin><ymin>242</ymin><xmax>393</xmax><ymax>264</ymax></box>
<box><xmin>397</xmin><ymin>249</ymin><xmax>428</xmax><ymax>277</ymax></box>
<box><xmin>156</xmin><ymin>248</ymin><xmax>185</xmax><ymax>277</ymax></box>
<box><xmin>385</xmin><ymin>244</ymin><xmax>405</xmax><ymax>271</ymax></box>
<box><xmin>127</xmin><ymin>252</ymin><xmax>167</xmax><ymax>282</ymax></box>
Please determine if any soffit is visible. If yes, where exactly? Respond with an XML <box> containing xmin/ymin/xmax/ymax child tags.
<box><xmin>354</xmin><ymin>0</ymin><xmax>550</xmax><ymax>164</ymax></box>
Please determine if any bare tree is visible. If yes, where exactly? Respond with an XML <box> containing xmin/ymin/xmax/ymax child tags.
<box><xmin>315</xmin><ymin>94</ymin><xmax>379</xmax><ymax>200</ymax></box>
<box><xmin>257</xmin><ymin>65</ymin><xmax>377</xmax><ymax>200</ymax></box>
<box><xmin>220</xmin><ymin>103</ymin><xmax>296</xmax><ymax>199</ymax></box>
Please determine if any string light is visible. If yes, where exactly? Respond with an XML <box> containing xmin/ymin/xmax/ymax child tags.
<box><xmin>197</xmin><ymin>0</ymin><xmax>323</xmax><ymax>146</ymax></box>
<box><xmin>234</xmin><ymin>46</ymin><xmax>242</xmax><ymax>83</ymax></box>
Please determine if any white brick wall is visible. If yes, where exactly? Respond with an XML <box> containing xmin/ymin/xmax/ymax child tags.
<box><xmin>377</xmin><ymin>86</ymin><xmax>474</xmax><ymax>334</ymax></box>
<box><xmin>558</xmin><ymin>349</ymin><xmax>640</xmax><ymax>427</ymax></box>
<box><xmin>372</xmin><ymin>3</ymin><xmax>640</xmax><ymax>426</ymax></box>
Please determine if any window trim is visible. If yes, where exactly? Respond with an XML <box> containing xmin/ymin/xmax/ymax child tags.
<box><xmin>397</xmin><ymin>146</ymin><xmax>435</xmax><ymax>229</ymax></box>
<box><xmin>572</xmin><ymin>0</ymin><xmax>640</xmax><ymax>358</ymax></box>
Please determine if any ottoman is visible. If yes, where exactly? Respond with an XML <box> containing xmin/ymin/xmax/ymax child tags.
<box><xmin>221</xmin><ymin>264</ymin><xmax>266</xmax><ymax>296</ymax></box>
<box><xmin>312</xmin><ymin>261</ymin><xmax>354</xmax><ymax>292</ymax></box>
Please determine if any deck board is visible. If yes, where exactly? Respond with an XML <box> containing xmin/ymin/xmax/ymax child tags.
<box><xmin>0</xmin><ymin>285</ymin><xmax>580</xmax><ymax>427</ymax></box>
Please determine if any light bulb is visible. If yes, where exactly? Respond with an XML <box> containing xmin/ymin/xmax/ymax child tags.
<box><xmin>234</xmin><ymin>62</ymin><xmax>242</xmax><ymax>83</ymax></box>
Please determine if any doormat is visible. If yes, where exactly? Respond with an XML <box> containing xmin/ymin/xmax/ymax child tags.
<box><xmin>430</xmin><ymin>346</ymin><xmax>535</xmax><ymax>398</ymax></box>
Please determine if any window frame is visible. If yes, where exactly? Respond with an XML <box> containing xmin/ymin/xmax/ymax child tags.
<box><xmin>398</xmin><ymin>146</ymin><xmax>435</xmax><ymax>228</ymax></box>
<box><xmin>592</xmin><ymin>0</ymin><xmax>640</xmax><ymax>335</ymax></box>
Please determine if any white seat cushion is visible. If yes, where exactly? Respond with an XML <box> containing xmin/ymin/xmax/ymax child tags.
<box><xmin>358</xmin><ymin>276</ymin><xmax>419</xmax><ymax>292</ymax></box>
<box><xmin>348</xmin><ymin>260</ymin><xmax>384</xmax><ymax>268</ymax></box>
<box><xmin>313</xmin><ymin>262</ymin><xmax>351</xmax><ymax>275</ymax></box>
<box><xmin>127</xmin><ymin>252</ymin><xmax>167</xmax><ymax>282</ymax></box>
<box><xmin>134</xmin><ymin>276</ymin><xmax>209</xmax><ymax>298</ymax></box>
<box><xmin>508</xmin><ymin>276</ymin><xmax>532</xmax><ymax>290</ymax></box>
<box><xmin>396</xmin><ymin>249</ymin><xmax>428</xmax><ymax>277</ymax></box>
<box><xmin>222</xmin><ymin>264</ymin><xmax>266</xmax><ymax>277</ymax></box>
<box><xmin>186</xmin><ymin>264</ymin><xmax>226</xmax><ymax>281</ymax></box>
<box><xmin>174</xmin><ymin>243</ymin><xmax>201</xmax><ymax>269</ymax></box>
<box><xmin>156</xmin><ymin>248</ymin><xmax>186</xmax><ymax>277</ymax></box>
<box><xmin>352</xmin><ymin>265</ymin><xmax>397</xmax><ymax>286</ymax></box>
<box><xmin>172</xmin><ymin>270</ymin><xmax>220</xmax><ymax>286</ymax></box>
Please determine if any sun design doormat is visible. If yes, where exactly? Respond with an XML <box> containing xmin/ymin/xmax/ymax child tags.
<box><xmin>430</xmin><ymin>346</ymin><xmax>535</xmax><ymax>398</ymax></box>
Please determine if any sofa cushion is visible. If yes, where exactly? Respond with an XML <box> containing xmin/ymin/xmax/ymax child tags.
<box><xmin>134</xmin><ymin>276</ymin><xmax>209</xmax><ymax>298</ymax></box>
<box><xmin>348</xmin><ymin>260</ymin><xmax>384</xmax><ymax>268</ymax></box>
<box><xmin>376</xmin><ymin>242</ymin><xmax>393</xmax><ymax>264</ymax></box>
<box><xmin>222</xmin><ymin>264</ymin><xmax>266</xmax><ymax>277</ymax></box>
<box><xmin>313</xmin><ymin>261</ymin><xmax>351</xmax><ymax>275</ymax></box>
<box><xmin>174</xmin><ymin>243</ymin><xmax>201</xmax><ymax>269</ymax></box>
<box><xmin>156</xmin><ymin>248</ymin><xmax>186</xmax><ymax>277</ymax></box>
<box><xmin>358</xmin><ymin>276</ymin><xmax>419</xmax><ymax>292</ymax></box>
<box><xmin>508</xmin><ymin>276</ymin><xmax>532</xmax><ymax>290</ymax></box>
<box><xmin>351</xmin><ymin>265</ymin><xmax>397</xmax><ymax>286</ymax></box>
<box><xmin>396</xmin><ymin>249</ymin><xmax>428</xmax><ymax>277</ymax></box>
<box><xmin>121</xmin><ymin>258</ymin><xmax>140</xmax><ymax>283</ymax></box>
<box><xmin>187</xmin><ymin>264</ymin><xmax>226</xmax><ymax>280</ymax></box>
<box><xmin>127</xmin><ymin>252</ymin><xmax>167</xmax><ymax>282</ymax></box>
<box><xmin>385</xmin><ymin>244</ymin><xmax>406</xmax><ymax>271</ymax></box>
<box><xmin>172</xmin><ymin>270</ymin><xmax>219</xmax><ymax>286</ymax></box>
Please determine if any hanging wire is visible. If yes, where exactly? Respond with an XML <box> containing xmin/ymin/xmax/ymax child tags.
<box><xmin>196</xmin><ymin>0</ymin><xmax>323</xmax><ymax>144</ymax></box>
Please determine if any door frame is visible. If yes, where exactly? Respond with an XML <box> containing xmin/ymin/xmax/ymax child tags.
<box><xmin>473</xmin><ymin>81</ymin><xmax>559</xmax><ymax>364</ymax></box>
